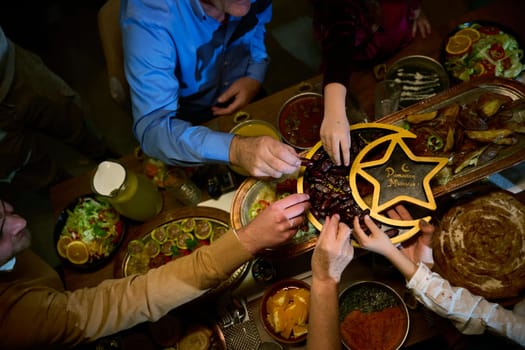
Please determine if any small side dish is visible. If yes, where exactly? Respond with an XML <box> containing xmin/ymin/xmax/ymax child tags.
<box><xmin>278</xmin><ymin>92</ymin><xmax>324</xmax><ymax>150</ymax></box>
<box><xmin>261</xmin><ymin>279</ymin><xmax>310</xmax><ymax>344</ymax></box>
<box><xmin>339</xmin><ymin>281</ymin><xmax>409</xmax><ymax>350</ymax></box>
<box><xmin>55</xmin><ymin>195</ymin><xmax>125</xmax><ymax>268</ymax></box>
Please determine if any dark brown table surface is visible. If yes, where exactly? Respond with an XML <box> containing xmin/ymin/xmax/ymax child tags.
<box><xmin>50</xmin><ymin>1</ymin><xmax>525</xmax><ymax>348</ymax></box>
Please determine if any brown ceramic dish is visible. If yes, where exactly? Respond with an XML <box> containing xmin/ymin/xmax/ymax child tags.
<box><xmin>260</xmin><ymin>278</ymin><xmax>311</xmax><ymax>345</ymax></box>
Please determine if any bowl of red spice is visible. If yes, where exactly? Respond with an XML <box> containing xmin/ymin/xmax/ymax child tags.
<box><xmin>277</xmin><ymin>92</ymin><xmax>324</xmax><ymax>150</ymax></box>
<box><xmin>339</xmin><ymin>281</ymin><xmax>409</xmax><ymax>350</ymax></box>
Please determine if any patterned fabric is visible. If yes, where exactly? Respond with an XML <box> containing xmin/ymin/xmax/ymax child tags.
<box><xmin>312</xmin><ymin>0</ymin><xmax>421</xmax><ymax>88</ymax></box>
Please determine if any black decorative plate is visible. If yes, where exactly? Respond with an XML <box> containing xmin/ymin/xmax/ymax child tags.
<box><xmin>54</xmin><ymin>194</ymin><xmax>126</xmax><ymax>271</ymax></box>
<box><xmin>442</xmin><ymin>21</ymin><xmax>525</xmax><ymax>83</ymax></box>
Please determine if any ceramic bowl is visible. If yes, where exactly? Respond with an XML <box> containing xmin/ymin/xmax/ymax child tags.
<box><xmin>260</xmin><ymin>278</ymin><xmax>311</xmax><ymax>345</ymax></box>
<box><xmin>339</xmin><ymin>281</ymin><xmax>409</xmax><ymax>350</ymax></box>
<box><xmin>277</xmin><ymin>92</ymin><xmax>324</xmax><ymax>150</ymax></box>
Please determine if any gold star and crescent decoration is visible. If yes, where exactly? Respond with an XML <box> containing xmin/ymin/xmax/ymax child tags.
<box><xmin>348</xmin><ymin>123</ymin><xmax>448</xmax><ymax>244</ymax></box>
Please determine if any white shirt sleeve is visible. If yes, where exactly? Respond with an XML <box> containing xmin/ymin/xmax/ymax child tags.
<box><xmin>406</xmin><ymin>263</ymin><xmax>525</xmax><ymax>347</ymax></box>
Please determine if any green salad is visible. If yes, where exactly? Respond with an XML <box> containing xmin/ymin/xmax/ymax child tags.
<box><xmin>445</xmin><ymin>23</ymin><xmax>524</xmax><ymax>81</ymax></box>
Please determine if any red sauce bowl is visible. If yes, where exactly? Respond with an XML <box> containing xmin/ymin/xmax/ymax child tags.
<box><xmin>277</xmin><ymin>92</ymin><xmax>324</xmax><ymax>150</ymax></box>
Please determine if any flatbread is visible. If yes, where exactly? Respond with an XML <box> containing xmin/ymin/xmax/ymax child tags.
<box><xmin>433</xmin><ymin>190</ymin><xmax>525</xmax><ymax>299</ymax></box>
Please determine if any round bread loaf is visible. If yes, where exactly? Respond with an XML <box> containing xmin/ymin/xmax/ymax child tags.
<box><xmin>433</xmin><ymin>190</ymin><xmax>525</xmax><ymax>299</ymax></box>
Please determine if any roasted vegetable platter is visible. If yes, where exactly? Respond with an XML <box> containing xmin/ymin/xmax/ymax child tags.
<box><xmin>377</xmin><ymin>76</ymin><xmax>525</xmax><ymax>198</ymax></box>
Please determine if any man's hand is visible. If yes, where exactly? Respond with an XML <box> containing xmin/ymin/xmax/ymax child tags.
<box><xmin>236</xmin><ymin>193</ymin><xmax>310</xmax><ymax>255</ymax></box>
<box><xmin>229</xmin><ymin>135</ymin><xmax>301</xmax><ymax>178</ymax></box>
<box><xmin>212</xmin><ymin>77</ymin><xmax>261</xmax><ymax>116</ymax></box>
<box><xmin>311</xmin><ymin>214</ymin><xmax>353</xmax><ymax>283</ymax></box>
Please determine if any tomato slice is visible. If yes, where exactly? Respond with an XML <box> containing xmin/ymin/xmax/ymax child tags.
<box><xmin>489</xmin><ymin>43</ymin><xmax>505</xmax><ymax>60</ymax></box>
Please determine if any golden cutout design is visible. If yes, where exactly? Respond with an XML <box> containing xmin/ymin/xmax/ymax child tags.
<box><xmin>299</xmin><ymin>123</ymin><xmax>448</xmax><ymax>245</ymax></box>
<box><xmin>348</xmin><ymin>124</ymin><xmax>448</xmax><ymax>244</ymax></box>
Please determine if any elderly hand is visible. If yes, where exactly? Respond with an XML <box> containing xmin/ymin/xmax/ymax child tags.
<box><xmin>320</xmin><ymin>83</ymin><xmax>351</xmax><ymax>166</ymax></box>
<box><xmin>236</xmin><ymin>193</ymin><xmax>310</xmax><ymax>255</ymax></box>
<box><xmin>212</xmin><ymin>77</ymin><xmax>261</xmax><ymax>116</ymax></box>
<box><xmin>311</xmin><ymin>214</ymin><xmax>353</xmax><ymax>283</ymax></box>
<box><xmin>229</xmin><ymin>135</ymin><xmax>301</xmax><ymax>178</ymax></box>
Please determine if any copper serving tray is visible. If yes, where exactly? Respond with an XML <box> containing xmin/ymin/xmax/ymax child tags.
<box><xmin>114</xmin><ymin>206</ymin><xmax>249</xmax><ymax>297</ymax></box>
<box><xmin>377</xmin><ymin>76</ymin><xmax>525</xmax><ymax>198</ymax></box>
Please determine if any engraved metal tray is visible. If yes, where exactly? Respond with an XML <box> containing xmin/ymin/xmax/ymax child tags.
<box><xmin>377</xmin><ymin>76</ymin><xmax>525</xmax><ymax>198</ymax></box>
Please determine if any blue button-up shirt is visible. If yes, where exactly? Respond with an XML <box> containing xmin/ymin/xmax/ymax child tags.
<box><xmin>121</xmin><ymin>0</ymin><xmax>271</xmax><ymax>165</ymax></box>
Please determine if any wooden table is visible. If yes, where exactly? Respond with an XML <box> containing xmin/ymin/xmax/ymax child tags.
<box><xmin>50</xmin><ymin>0</ymin><xmax>525</xmax><ymax>347</ymax></box>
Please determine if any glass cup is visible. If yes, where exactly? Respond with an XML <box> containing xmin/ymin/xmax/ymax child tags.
<box><xmin>374</xmin><ymin>80</ymin><xmax>401</xmax><ymax>118</ymax></box>
<box><xmin>92</xmin><ymin>160</ymin><xmax>163</xmax><ymax>221</ymax></box>
<box><xmin>164</xmin><ymin>168</ymin><xmax>202</xmax><ymax>207</ymax></box>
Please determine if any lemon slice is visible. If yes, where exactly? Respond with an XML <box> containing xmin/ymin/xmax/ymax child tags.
<box><xmin>57</xmin><ymin>236</ymin><xmax>73</xmax><ymax>258</ymax></box>
<box><xmin>165</xmin><ymin>222</ymin><xmax>184</xmax><ymax>240</ymax></box>
<box><xmin>127</xmin><ymin>239</ymin><xmax>145</xmax><ymax>257</ymax></box>
<box><xmin>66</xmin><ymin>240</ymin><xmax>90</xmax><ymax>265</ymax></box>
<box><xmin>176</xmin><ymin>232</ymin><xmax>195</xmax><ymax>250</ymax></box>
<box><xmin>144</xmin><ymin>240</ymin><xmax>160</xmax><ymax>258</ymax></box>
<box><xmin>194</xmin><ymin>220</ymin><xmax>212</xmax><ymax>240</ymax></box>
<box><xmin>210</xmin><ymin>225</ymin><xmax>228</xmax><ymax>243</ymax></box>
<box><xmin>180</xmin><ymin>218</ymin><xmax>196</xmax><ymax>232</ymax></box>
<box><xmin>160</xmin><ymin>240</ymin><xmax>176</xmax><ymax>256</ymax></box>
<box><xmin>151</xmin><ymin>227</ymin><xmax>168</xmax><ymax>243</ymax></box>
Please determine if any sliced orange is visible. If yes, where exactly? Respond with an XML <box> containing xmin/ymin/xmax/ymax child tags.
<box><xmin>66</xmin><ymin>240</ymin><xmax>90</xmax><ymax>265</ymax></box>
<box><xmin>455</xmin><ymin>28</ymin><xmax>480</xmax><ymax>43</ymax></box>
<box><xmin>445</xmin><ymin>35</ymin><xmax>472</xmax><ymax>55</ymax></box>
<box><xmin>57</xmin><ymin>236</ymin><xmax>73</xmax><ymax>258</ymax></box>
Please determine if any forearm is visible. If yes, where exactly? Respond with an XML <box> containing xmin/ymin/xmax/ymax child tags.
<box><xmin>67</xmin><ymin>231</ymin><xmax>252</xmax><ymax>343</ymax></box>
<box><xmin>407</xmin><ymin>264</ymin><xmax>525</xmax><ymax>346</ymax></box>
<box><xmin>134</xmin><ymin>114</ymin><xmax>233</xmax><ymax>165</ymax></box>
<box><xmin>324</xmin><ymin>83</ymin><xmax>347</xmax><ymax>116</ymax></box>
<box><xmin>382</xmin><ymin>245</ymin><xmax>418</xmax><ymax>280</ymax></box>
<box><xmin>307</xmin><ymin>278</ymin><xmax>341</xmax><ymax>350</ymax></box>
